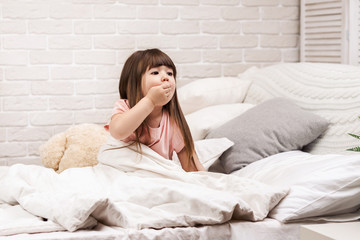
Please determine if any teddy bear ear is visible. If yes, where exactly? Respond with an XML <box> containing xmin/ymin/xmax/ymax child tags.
<box><xmin>39</xmin><ymin>132</ymin><xmax>67</xmax><ymax>171</ymax></box>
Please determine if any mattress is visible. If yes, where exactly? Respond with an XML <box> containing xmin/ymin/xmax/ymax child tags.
<box><xmin>229</xmin><ymin>218</ymin><xmax>302</xmax><ymax>240</ymax></box>
<box><xmin>0</xmin><ymin>218</ymin><xmax>303</xmax><ymax>240</ymax></box>
<box><xmin>0</xmin><ymin>223</ymin><xmax>230</xmax><ymax>240</ymax></box>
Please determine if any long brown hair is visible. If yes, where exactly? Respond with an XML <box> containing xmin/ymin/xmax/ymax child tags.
<box><xmin>119</xmin><ymin>49</ymin><xmax>196</xmax><ymax>169</ymax></box>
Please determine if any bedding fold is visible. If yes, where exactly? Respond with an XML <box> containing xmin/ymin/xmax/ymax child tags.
<box><xmin>0</xmin><ymin>137</ymin><xmax>288</xmax><ymax>235</ymax></box>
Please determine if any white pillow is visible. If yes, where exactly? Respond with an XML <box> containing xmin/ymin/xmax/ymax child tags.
<box><xmin>173</xmin><ymin>138</ymin><xmax>234</xmax><ymax>170</ymax></box>
<box><xmin>177</xmin><ymin>77</ymin><xmax>252</xmax><ymax>115</ymax></box>
<box><xmin>185</xmin><ymin>103</ymin><xmax>254</xmax><ymax>141</ymax></box>
<box><xmin>233</xmin><ymin>151</ymin><xmax>360</xmax><ymax>222</ymax></box>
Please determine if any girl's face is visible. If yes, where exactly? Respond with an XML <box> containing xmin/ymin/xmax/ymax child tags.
<box><xmin>141</xmin><ymin>65</ymin><xmax>176</xmax><ymax>98</ymax></box>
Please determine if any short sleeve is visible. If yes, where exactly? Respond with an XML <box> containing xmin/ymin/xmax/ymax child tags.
<box><xmin>104</xmin><ymin>99</ymin><xmax>130</xmax><ymax>130</ymax></box>
<box><xmin>172</xmin><ymin>124</ymin><xmax>185</xmax><ymax>153</ymax></box>
<box><xmin>111</xmin><ymin>99</ymin><xmax>130</xmax><ymax>115</ymax></box>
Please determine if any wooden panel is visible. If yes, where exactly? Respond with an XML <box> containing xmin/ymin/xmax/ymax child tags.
<box><xmin>301</xmin><ymin>0</ymin><xmax>344</xmax><ymax>63</ymax></box>
<box><xmin>358</xmin><ymin>0</ymin><xmax>360</xmax><ymax>64</ymax></box>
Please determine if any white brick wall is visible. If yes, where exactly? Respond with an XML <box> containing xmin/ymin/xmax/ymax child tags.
<box><xmin>0</xmin><ymin>0</ymin><xmax>300</xmax><ymax>165</ymax></box>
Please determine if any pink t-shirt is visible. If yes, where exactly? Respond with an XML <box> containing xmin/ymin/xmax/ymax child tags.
<box><xmin>104</xmin><ymin>99</ymin><xmax>185</xmax><ymax>160</ymax></box>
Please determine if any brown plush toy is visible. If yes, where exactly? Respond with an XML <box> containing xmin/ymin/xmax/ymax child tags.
<box><xmin>39</xmin><ymin>123</ymin><xmax>109</xmax><ymax>173</ymax></box>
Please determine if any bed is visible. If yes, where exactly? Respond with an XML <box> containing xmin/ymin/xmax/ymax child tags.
<box><xmin>1</xmin><ymin>62</ymin><xmax>360</xmax><ymax>240</ymax></box>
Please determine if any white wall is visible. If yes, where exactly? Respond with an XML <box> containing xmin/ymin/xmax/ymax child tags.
<box><xmin>0</xmin><ymin>0</ymin><xmax>300</xmax><ymax>165</ymax></box>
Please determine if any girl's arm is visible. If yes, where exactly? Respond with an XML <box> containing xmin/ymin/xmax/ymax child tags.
<box><xmin>109</xmin><ymin>82</ymin><xmax>172</xmax><ymax>140</ymax></box>
<box><xmin>177</xmin><ymin>148</ymin><xmax>206</xmax><ymax>172</ymax></box>
<box><xmin>109</xmin><ymin>97</ymin><xmax>154</xmax><ymax>140</ymax></box>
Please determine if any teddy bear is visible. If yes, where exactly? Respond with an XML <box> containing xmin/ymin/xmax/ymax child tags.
<box><xmin>40</xmin><ymin>123</ymin><xmax>109</xmax><ymax>173</ymax></box>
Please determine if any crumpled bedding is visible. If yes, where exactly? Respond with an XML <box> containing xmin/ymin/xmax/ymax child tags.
<box><xmin>0</xmin><ymin>137</ymin><xmax>288</xmax><ymax>236</ymax></box>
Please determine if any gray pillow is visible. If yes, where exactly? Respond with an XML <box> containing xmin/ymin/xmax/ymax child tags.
<box><xmin>206</xmin><ymin>98</ymin><xmax>330</xmax><ymax>174</ymax></box>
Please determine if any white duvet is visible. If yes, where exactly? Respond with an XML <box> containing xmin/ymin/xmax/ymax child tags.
<box><xmin>0</xmin><ymin>137</ymin><xmax>288</xmax><ymax>236</ymax></box>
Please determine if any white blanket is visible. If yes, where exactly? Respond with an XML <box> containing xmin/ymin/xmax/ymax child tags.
<box><xmin>0</xmin><ymin>137</ymin><xmax>288</xmax><ymax>236</ymax></box>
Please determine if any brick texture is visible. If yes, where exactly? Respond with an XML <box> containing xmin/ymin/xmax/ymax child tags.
<box><xmin>0</xmin><ymin>1</ymin><xmax>300</xmax><ymax>165</ymax></box>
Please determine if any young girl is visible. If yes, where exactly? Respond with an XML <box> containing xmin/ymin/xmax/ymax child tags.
<box><xmin>105</xmin><ymin>49</ymin><xmax>205</xmax><ymax>172</ymax></box>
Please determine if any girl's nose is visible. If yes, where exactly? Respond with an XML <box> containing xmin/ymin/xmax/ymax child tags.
<box><xmin>161</xmin><ymin>75</ymin><xmax>169</xmax><ymax>82</ymax></box>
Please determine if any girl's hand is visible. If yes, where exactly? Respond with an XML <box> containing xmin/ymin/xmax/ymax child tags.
<box><xmin>146</xmin><ymin>82</ymin><xmax>174</xmax><ymax>106</ymax></box>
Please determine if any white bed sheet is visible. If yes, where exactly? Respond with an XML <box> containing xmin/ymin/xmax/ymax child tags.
<box><xmin>0</xmin><ymin>218</ymin><xmax>305</xmax><ymax>240</ymax></box>
<box><xmin>0</xmin><ymin>139</ymin><xmax>288</xmax><ymax>234</ymax></box>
